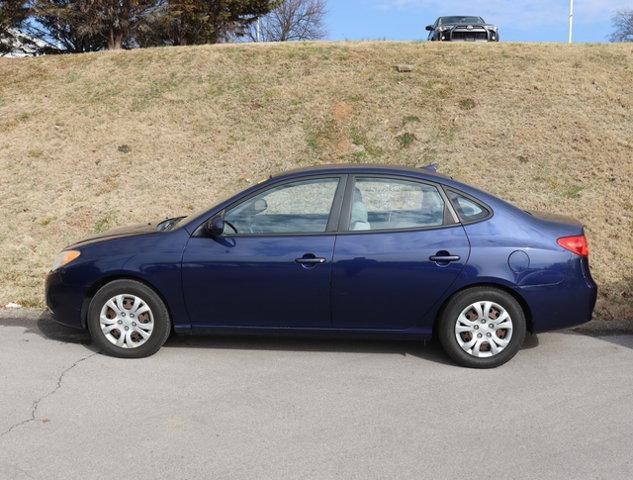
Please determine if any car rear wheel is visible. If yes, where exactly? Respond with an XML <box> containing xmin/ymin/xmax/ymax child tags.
<box><xmin>87</xmin><ymin>279</ymin><xmax>171</xmax><ymax>358</ymax></box>
<box><xmin>438</xmin><ymin>287</ymin><xmax>526</xmax><ymax>368</ymax></box>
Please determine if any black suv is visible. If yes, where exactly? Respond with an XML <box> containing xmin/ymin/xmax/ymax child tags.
<box><xmin>426</xmin><ymin>16</ymin><xmax>499</xmax><ymax>42</ymax></box>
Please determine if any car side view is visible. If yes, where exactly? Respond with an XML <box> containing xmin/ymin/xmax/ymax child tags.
<box><xmin>426</xmin><ymin>16</ymin><xmax>500</xmax><ymax>42</ymax></box>
<box><xmin>46</xmin><ymin>164</ymin><xmax>597</xmax><ymax>368</ymax></box>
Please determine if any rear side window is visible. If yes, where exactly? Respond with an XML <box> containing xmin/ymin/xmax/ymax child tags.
<box><xmin>348</xmin><ymin>177</ymin><xmax>445</xmax><ymax>231</ymax></box>
<box><xmin>446</xmin><ymin>189</ymin><xmax>490</xmax><ymax>223</ymax></box>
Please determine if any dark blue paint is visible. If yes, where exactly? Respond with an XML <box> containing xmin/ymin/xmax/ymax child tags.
<box><xmin>331</xmin><ymin>226</ymin><xmax>470</xmax><ymax>331</ymax></box>
<box><xmin>182</xmin><ymin>235</ymin><xmax>335</xmax><ymax>328</ymax></box>
<box><xmin>45</xmin><ymin>165</ymin><xmax>597</xmax><ymax>337</ymax></box>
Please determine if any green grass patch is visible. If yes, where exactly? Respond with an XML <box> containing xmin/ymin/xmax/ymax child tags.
<box><xmin>93</xmin><ymin>212</ymin><xmax>117</xmax><ymax>233</ymax></box>
<box><xmin>396</xmin><ymin>132</ymin><xmax>416</xmax><ymax>148</ymax></box>
<box><xmin>458</xmin><ymin>98</ymin><xmax>476</xmax><ymax>110</ymax></box>
<box><xmin>350</xmin><ymin>127</ymin><xmax>384</xmax><ymax>157</ymax></box>
<box><xmin>306</xmin><ymin>132</ymin><xmax>320</xmax><ymax>151</ymax></box>
<box><xmin>562</xmin><ymin>185</ymin><xmax>584</xmax><ymax>199</ymax></box>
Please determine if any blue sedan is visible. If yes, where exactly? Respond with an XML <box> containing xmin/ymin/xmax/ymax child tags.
<box><xmin>45</xmin><ymin>164</ymin><xmax>597</xmax><ymax>368</ymax></box>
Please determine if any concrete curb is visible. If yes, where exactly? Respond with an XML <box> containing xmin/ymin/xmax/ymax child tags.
<box><xmin>2</xmin><ymin>308</ymin><xmax>632</xmax><ymax>336</ymax></box>
<box><xmin>573</xmin><ymin>319</ymin><xmax>633</xmax><ymax>336</ymax></box>
<box><xmin>0</xmin><ymin>308</ymin><xmax>45</xmax><ymax>321</ymax></box>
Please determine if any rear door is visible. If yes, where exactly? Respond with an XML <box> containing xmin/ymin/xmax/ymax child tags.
<box><xmin>331</xmin><ymin>175</ymin><xmax>470</xmax><ymax>330</ymax></box>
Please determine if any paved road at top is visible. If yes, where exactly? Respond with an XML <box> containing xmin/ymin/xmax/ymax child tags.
<box><xmin>1</xmin><ymin>311</ymin><xmax>632</xmax><ymax>480</ymax></box>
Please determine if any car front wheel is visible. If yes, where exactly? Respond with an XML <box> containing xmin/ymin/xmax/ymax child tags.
<box><xmin>438</xmin><ymin>287</ymin><xmax>526</xmax><ymax>368</ymax></box>
<box><xmin>87</xmin><ymin>279</ymin><xmax>171</xmax><ymax>358</ymax></box>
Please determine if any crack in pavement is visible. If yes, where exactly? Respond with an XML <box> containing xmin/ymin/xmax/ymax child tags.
<box><xmin>3</xmin><ymin>463</ymin><xmax>38</xmax><ymax>480</ymax></box>
<box><xmin>0</xmin><ymin>352</ymin><xmax>98</xmax><ymax>439</ymax></box>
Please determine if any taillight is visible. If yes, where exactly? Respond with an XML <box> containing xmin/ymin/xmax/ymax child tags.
<box><xmin>557</xmin><ymin>235</ymin><xmax>589</xmax><ymax>257</ymax></box>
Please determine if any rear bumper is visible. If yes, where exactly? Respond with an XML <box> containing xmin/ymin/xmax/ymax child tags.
<box><xmin>519</xmin><ymin>278</ymin><xmax>597</xmax><ymax>333</ymax></box>
<box><xmin>45</xmin><ymin>270</ymin><xmax>86</xmax><ymax>329</ymax></box>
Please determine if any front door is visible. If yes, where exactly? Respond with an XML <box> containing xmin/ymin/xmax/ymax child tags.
<box><xmin>182</xmin><ymin>176</ymin><xmax>344</xmax><ymax>328</ymax></box>
<box><xmin>331</xmin><ymin>176</ymin><xmax>470</xmax><ymax>331</ymax></box>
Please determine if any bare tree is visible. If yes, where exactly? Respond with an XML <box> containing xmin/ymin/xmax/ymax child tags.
<box><xmin>246</xmin><ymin>0</ymin><xmax>326</xmax><ymax>42</ymax></box>
<box><xmin>0</xmin><ymin>0</ymin><xmax>27</xmax><ymax>37</ymax></box>
<box><xmin>610</xmin><ymin>9</ymin><xmax>633</xmax><ymax>42</ymax></box>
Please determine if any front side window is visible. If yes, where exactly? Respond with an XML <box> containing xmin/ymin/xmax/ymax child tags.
<box><xmin>224</xmin><ymin>178</ymin><xmax>339</xmax><ymax>235</ymax></box>
<box><xmin>349</xmin><ymin>177</ymin><xmax>445</xmax><ymax>231</ymax></box>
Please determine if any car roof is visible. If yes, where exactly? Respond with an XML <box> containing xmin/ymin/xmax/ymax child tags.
<box><xmin>268</xmin><ymin>163</ymin><xmax>513</xmax><ymax>212</ymax></box>
<box><xmin>271</xmin><ymin>164</ymin><xmax>453</xmax><ymax>182</ymax></box>
<box><xmin>438</xmin><ymin>15</ymin><xmax>484</xmax><ymax>20</ymax></box>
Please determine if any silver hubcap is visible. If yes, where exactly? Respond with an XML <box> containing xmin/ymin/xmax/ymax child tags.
<box><xmin>99</xmin><ymin>294</ymin><xmax>154</xmax><ymax>349</ymax></box>
<box><xmin>455</xmin><ymin>301</ymin><xmax>513</xmax><ymax>358</ymax></box>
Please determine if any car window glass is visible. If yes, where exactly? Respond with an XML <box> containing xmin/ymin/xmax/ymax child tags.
<box><xmin>447</xmin><ymin>190</ymin><xmax>489</xmax><ymax>222</ymax></box>
<box><xmin>349</xmin><ymin>178</ymin><xmax>445</xmax><ymax>231</ymax></box>
<box><xmin>225</xmin><ymin>178</ymin><xmax>339</xmax><ymax>234</ymax></box>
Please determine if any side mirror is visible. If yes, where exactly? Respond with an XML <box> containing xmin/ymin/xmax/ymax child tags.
<box><xmin>425</xmin><ymin>25</ymin><xmax>434</xmax><ymax>31</ymax></box>
<box><xmin>205</xmin><ymin>215</ymin><xmax>225</xmax><ymax>237</ymax></box>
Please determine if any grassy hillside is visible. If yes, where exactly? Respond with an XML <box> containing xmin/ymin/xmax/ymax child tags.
<box><xmin>0</xmin><ymin>41</ymin><xmax>631</xmax><ymax>320</ymax></box>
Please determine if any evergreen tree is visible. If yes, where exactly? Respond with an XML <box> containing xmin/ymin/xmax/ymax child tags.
<box><xmin>139</xmin><ymin>0</ymin><xmax>278</xmax><ymax>47</ymax></box>
<box><xmin>20</xmin><ymin>0</ymin><xmax>278</xmax><ymax>52</ymax></box>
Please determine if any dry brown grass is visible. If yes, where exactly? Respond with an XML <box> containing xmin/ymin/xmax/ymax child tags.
<box><xmin>0</xmin><ymin>41</ymin><xmax>631</xmax><ymax>318</ymax></box>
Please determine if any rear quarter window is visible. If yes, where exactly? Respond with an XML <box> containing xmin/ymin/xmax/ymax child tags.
<box><xmin>446</xmin><ymin>189</ymin><xmax>491</xmax><ymax>223</ymax></box>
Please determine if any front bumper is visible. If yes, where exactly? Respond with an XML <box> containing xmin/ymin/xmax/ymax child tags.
<box><xmin>45</xmin><ymin>270</ymin><xmax>86</xmax><ymax>329</ymax></box>
<box><xmin>439</xmin><ymin>28</ymin><xmax>499</xmax><ymax>42</ymax></box>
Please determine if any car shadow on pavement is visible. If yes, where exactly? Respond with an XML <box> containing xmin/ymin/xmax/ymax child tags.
<box><xmin>162</xmin><ymin>330</ymin><xmax>540</xmax><ymax>366</ymax></box>
<box><xmin>0</xmin><ymin>312</ymin><xmax>92</xmax><ymax>345</ymax></box>
<box><xmin>163</xmin><ymin>333</ymin><xmax>456</xmax><ymax>365</ymax></box>
<box><xmin>565</xmin><ymin>329</ymin><xmax>633</xmax><ymax>350</ymax></box>
<box><xmin>0</xmin><ymin>312</ymin><xmax>540</xmax><ymax>366</ymax></box>
<box><xmin>35</xmin><ymin>316</ymin><xmax>93</xmax><ymax>346</ymax></box>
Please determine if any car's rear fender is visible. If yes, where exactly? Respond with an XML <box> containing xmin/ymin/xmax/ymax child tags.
<box><xmin>429</xmin><ymin>280</ymin><xmax>535</xmax><ymax>334</ymax></box>
<box><xmin>421</xmin><ymin>202</ymin><xmax>595</xmax><ymax>333</ymax></box>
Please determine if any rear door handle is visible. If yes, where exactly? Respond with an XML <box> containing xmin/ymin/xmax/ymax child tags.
<box><xmin>295</xmin><ymin>255</ymin><xmax>327</xmax><ymax>265</ymax></box>
<box><xmin>429</xmin><ymin>255</ymin><xmax>461</xmax><ymax>263</ymax></box>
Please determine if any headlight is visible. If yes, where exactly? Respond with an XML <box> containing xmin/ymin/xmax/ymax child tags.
<box><xmin>51</xmin><ymin>250</ymin><xmax>81</xmax><ymax>271</ymax></box>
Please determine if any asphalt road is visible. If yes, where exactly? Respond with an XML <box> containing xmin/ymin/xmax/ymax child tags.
<box><xmin>1</xmin><ymin>311</ymin><xmax>632</xmax><ymax>480</ymax></box>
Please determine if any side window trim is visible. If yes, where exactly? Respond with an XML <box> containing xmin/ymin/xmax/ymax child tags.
<box><xmin>338</xmin><ymin>174</ymin><xmax>457</xmax><ymax>234</ymax></box>
<box><xmin>443</xmin><ymin>187</ymin><xmax>493</xmax><ymax>225</ymax></box>
<box><xmin>219</xmin><ymin>174</ymin><xmax>347</xmax><ymax>237</ymax></box>
<box><xmin>326</xmin><ymin>175</ymin><xmax>348</xmax><ymax>232</ymax></box>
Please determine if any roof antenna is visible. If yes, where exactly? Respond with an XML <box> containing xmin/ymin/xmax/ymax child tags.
<box><xmin>420</xmin><ymin>163</ymin><xmax>439</xmax><ymax>172</ymax></box>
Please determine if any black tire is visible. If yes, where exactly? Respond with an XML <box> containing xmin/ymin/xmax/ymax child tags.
<box><xmin>437</xmin><ymin>287</ymin><xmax>526</xmax><ymax>368</ymax></box>
<box><xmin>87</xmin><ymin>279</ymin><xmax>171</xmax><ymax>358</ymax></box>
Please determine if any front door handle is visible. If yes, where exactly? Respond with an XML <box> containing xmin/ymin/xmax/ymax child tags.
<box><xmin>295</xmin><ymin>255</ymin><xmax>327</xmax><ymax>265</ymax></box>
<box><xmin>429</xmin><ymin>254</ymin><xmax>461</xmax><ymax>263</ymax></box>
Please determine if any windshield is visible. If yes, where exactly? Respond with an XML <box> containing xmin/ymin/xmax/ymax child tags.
<box><xmin>170</xmin><ymin>181</ymin><xmax>266</xmax><ymax>231</ymax></box>
<box><xmin>439</xmin><ymin>16</ymin><xmax>485</xmax><ymax>25</ymax></box>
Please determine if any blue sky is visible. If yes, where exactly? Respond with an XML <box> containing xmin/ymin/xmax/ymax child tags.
<box><xmin>327</xmin><ymin>0</ymin><xmax>632</xmax><ymax>42</ymax></box>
